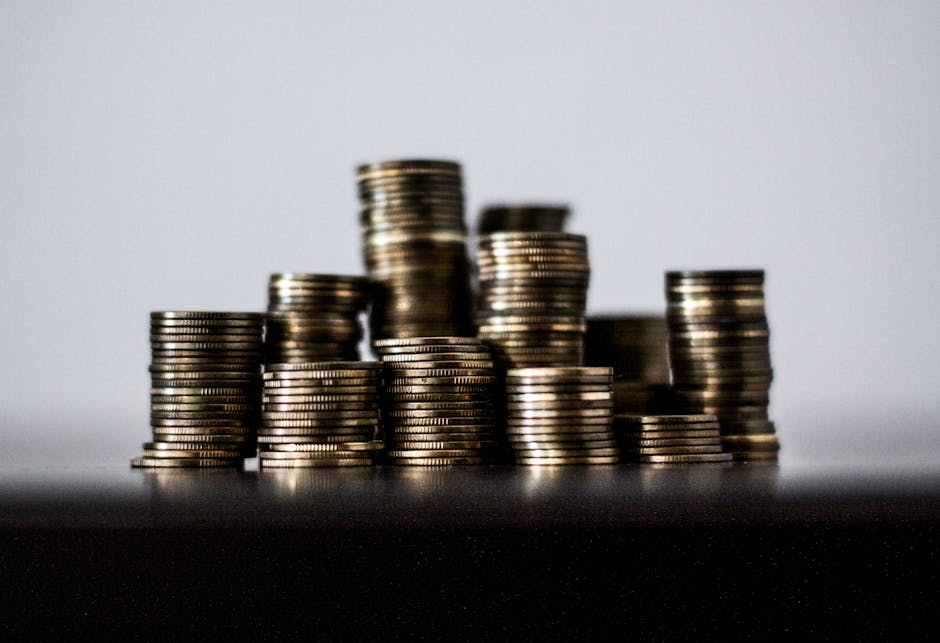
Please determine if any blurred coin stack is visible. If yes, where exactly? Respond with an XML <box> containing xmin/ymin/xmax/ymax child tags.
<box><xmin>132</xmin><ymin>312</ymin><xmax>264</xmax><ymax>468</ymax></box>
<box><xmin>375</xmin><ymin>337</ymin><xmax>499</xmax><ymax>465</ymax></box>
<box><xmin>265</xmin><ymin>273</ymin><xmax>369</xmax><ymax>364</ymax></box>
<box><xmin>258</xmin><ymin>362</ymin><xmax>382</xmax><ymax>468</ymax></box>
<box><xmin>585</xmin><ymin>315</ymin><xmax>675</xmax><ymax>413</ymax></box>
<box><xmin>476</xmin><ymin>232</ymin><xmax>590</xmax><ymax>367</ymax></box>
<box><xmin>477</xmin><ymin>204</ymin><xmax>570</xmax><ymax>234</ymax></box>
<box><xmin>665</xmin><ymin>270</ymin><xmax>779</xmax><ymax>461</ymax></box>
<box><xmin>357</xmin><ymin>159</ymin><xmax>474</xmax><ymax>342</ymax></box>
<box><xmin>505</xmin><ymin>367</ymin><xmax>618</xmax><ymax>465</ymax></box>
<box><xmin>613</xmin><ymin>414</ymin><xmax>732</xmax><ymax>464</ymax></box>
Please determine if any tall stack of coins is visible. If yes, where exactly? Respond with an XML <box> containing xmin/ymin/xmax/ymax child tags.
<box><xmin>258</xmin><ymin>362</ymin><xmax>382</xmax><ymax>468</ymax></box>
<box><xmin>476</xmin><ymin>232</ymin><xmax>590</xmax><ymax>367</ymax></box>
<box><xmin>357</xmin><ymin>159</ymin><xmax>474</xmax><ymax>342</ymax></box>
<box><xmin>504</xmin><ymin>367</ymin><xmax>618</xmax><ymax>465</ymax></box>
<box><xmin>477</xmin><ymin>204</ymin><xmax>570</xmax><ymax>234</ymax></box>
<box><xmin>585</xmin><ymin>315</ymin><xmax>674</xmax><ymax>413</ymax></box>
<box><xmin>265</xmin><ymin>273</ymin><xmax>369</xmax><ymax>364</ymax></box>
<box><xmin>665</xmin><ymin>270</ymin><xmax>779</xmax><ymax>461</ymax></box>
<box><xmin>132</xmin><ymin>312</ymin><xmax>264</xmax><ymax>468</ymax></box>
<box><xmin>613</xmin><ymin>414</ymin><xmax>732</xmax><ymax>464</ymax></box>
<box><xmin>375</xmin><ymin>337</ymin><xmax>499</xmax><ymax>465</ymax></box>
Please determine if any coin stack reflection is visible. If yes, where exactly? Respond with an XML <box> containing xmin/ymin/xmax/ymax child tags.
<box><xmin>505</xmin><ymin>367</ymin><xmax>618</xmax><ymax>465</ymax></box>
<box><xmin>585</xmin><ymin>315</ymin><xmax>675</xmax><ymax>413</ymax></box>
<box><xmin>133</xmin><ymin>312</ymin><xmax>264</xmax><ymax>468</ymax></box>
<box><xmin>476</xmin><ymin>232</ymin><xmax>590</xmax><ymax>367</ymax></box>
<box><xmin>477</xmin><ymin>204</ymin><xmax>570</xmax><ymax>234</ymax></box>
<box><xmin>265</xmin><ymin>273</ymin><xmax>369</xmax><ymax>364</ymax></box>
<box><xmin>665</xmin><ymin>270</ymin><xmax>779</xmax><ymax>461</ymax></box>
<box><xmin>375</xmin><ymin>337</ymin><xmax>499</xmax><ymax>466</ymax></box>
<box><xmin>357</xmin><ymin>160</ymin><xmax>474</xmax><ymax>343</ymax></box>
<box><xmin>259</xmin><ymin>362</ymin><xmax>382</xmax><ymax>467</ymax></box>
<box><xmin>614</xmin><ymin>414</ymin><xmax>732</xmax><ymax>464</ymax></box>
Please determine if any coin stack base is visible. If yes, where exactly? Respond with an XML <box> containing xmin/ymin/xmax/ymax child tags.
<box><xmin>505</xmin><ymin>367</ymin><xmax>618</xmax><ymax>465</ymax></box>
<box><xmin>666</xmin><ymin>270</ymin><xmax>779</xmax><ymax>461</ymax></box>
<box><xmin>259</xmin><ymin>362</ymin><xmax>382</xmax><ymax>467</ymax></box>
<box><xmin>376</xmin><ymin>337</ymin><xmax>499</xmax><ymax>465</ymax></box>
<box><xmin>133</xmin><ymin>312</ymin><xmax>265</xmax><ymax>468</ymax></box>
<box><xmin>614</xmin><ymin>414</ymin><xmax>732</xmax><ymax>464</ymax></box>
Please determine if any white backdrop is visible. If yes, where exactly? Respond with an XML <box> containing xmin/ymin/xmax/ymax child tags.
<box><xmin>2</xmin><ymin>1</ymin><xmax>938</xmax><ymax>465</ymax></box>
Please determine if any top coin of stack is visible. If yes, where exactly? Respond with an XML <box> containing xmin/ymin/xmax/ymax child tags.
<box><xmin>665</xmin><ymin>270</ymin><xmax>779</xmax><ymax>461</ymax></box>
<box><xmin>132</xmin><ymin>311</ymin><xmax>265</xmax><ymax>468</ymax></box>
<box><xmin>504</xmin><ymin>367</ymin><xmax>618</xmax><ymax>465</ymax></box>
<box><xmin>265</xmin><ymin>273</ymin><xmax>369</xmax><ymax>364</ymax></box>
<box><xmin>585</xmin><ymin>314</ymin><xmax>675</xmax><ymax>414</ymax></box>
<box><xmin>477</xmin><ymin>204</ymin><xmax>570</xmax><ymax>234</ymax></box>
<box><xmin>375</xmin><ymin>337</ymin><xmax>499</xmax><ymax>466</ymax></box>
<box><xmin>357</xmin><ymin>160</ymin><xmax>474</xmax><ymax>342</ymax></box>
<box><xmin>476</xmin><ymin>232</ymin><xmax>590</xmax><ymax>367</ymax></box>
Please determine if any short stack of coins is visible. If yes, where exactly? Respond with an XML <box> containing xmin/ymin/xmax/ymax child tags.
<box><xmin>133</xmin><ymin>311</ymin><xmax>264</xmax><ymax>468</ymax></box>
<box><xmin>375</xmin><ymin>337</ymin><xmax>499</xmax><ymax>466</ymax></box>
<box><xmin>265</xmin><ymin>273</ymin><xmax>369</xmax><ymax>364</ymax></box>
<box><xmin>357</xmin><ymin>159</ymin><xmax>474</xmax><ymax>342</ymax></box>
<box><xmin>258</xmin><ymin>362</ymin><xmax>382</xmax><ymax>468</ymax></box>
<box><xmin>504</xmin><ymin>367</ymin><xmax>619</xmax><ymax>465</ymax></box>
<box><xmin>665</xmin><ymin>270</ymin><xmax>779</xmax><ymax>461</ymax></box>
<box><xmin>476</xmin><ymin>232</ymin><xmax>590</xmax><ymax>367</ymax></box>
<box><xmin>613</xmin><ymin>414</ymin><xmax>732</xmax><ymax>464</ymax></box>
<box><xmin>585</xmin><ymin>314</ymin><xmax>675</xmax><ymax>413</ymax></box>
<box><xmin>477</xmin><ymin>204</ymin><xmax>570</xmax><ymax>234</ymax></box>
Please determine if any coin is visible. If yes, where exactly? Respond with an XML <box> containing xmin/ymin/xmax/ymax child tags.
<box><xmin>514</xmin><ymin>456</ymin><xmax>619</xmax><ymax>465</ymax></box>
<box><xmin>387</xmin><ymin>457</ymin><xmax>486</xmax><ymax>466</ymax></box>
<box><xmin>131</xmin><ymin>456</ymin><xmax>243</xmax><ymax>468</ymax></box>
<box><xmin>636</xmin><ymin>453</ymin><xmax>734</xmax><ymax>463</ymax></box>
<box><xmin>266</xmin><ymin>441</ymin><xmax>384</xmax><ymax>452</ymax></box>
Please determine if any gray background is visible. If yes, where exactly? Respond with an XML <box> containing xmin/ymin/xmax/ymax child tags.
<box><xmin>2</xmin><ymin>1</ymin><xmax>938</xmax><ymax>466</ymax></box>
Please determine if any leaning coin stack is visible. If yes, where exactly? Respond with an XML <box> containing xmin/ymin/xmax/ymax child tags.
<box><xmin>504</xmin><ymin>367</ymin><xmax>619</xmax><ymax>465</ymax></box>
<box><xmin>265</xmin><ymin>273</ymin><xmax>369</xmax><ymax>364</ymax></box>
<box><xmin>477</xmin><ymin>204</ymin><xmax>570</xmax><ymax>234</ymax></box>
<box><xmin>357</xmin><ymin>159</ymin><xmax>474</xmax><ymax>342</ymax></box>
<box><xmin>665</xmin><ymin>270</ymin><xmax>779</xmax><ymax>461</ymax></box>
<box><xmin>476</xmin><ymin>232</ymin><xmax>590</xmax><ymax>367</ymax></box>
<box><xmin>585</xmin><ymin>314</ymin><xmax>675</xmax><ymax>413</ymax></box>
<box><xmin>132</xmin><ymin>312</ymin><xmax>264</xmax><ymax>468</ymax></box>
<box><xmin>613</xmin><ymin>414</ymin><xmax>732</xmax><ymax>464</ymax></box>
<box><xmin>375</xmin><ymin>337</ymin><xmax>499</xmax><ymax>466</ymax></box>
<box><xmin>258</xmin><ymin>362</ymin><xmax>382</xmax><ymax>468</ymax></box>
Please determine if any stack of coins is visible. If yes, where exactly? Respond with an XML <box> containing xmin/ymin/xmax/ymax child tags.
<box><xmin>357</xmin><ymin>159</ymin><xmax>474</xmax><ymax>342</ymax></box>
<box><xmin>477</xmin><ymin>204</ymin><xmax>570</xmax><ymax>234</ymax></box>
<box><xmin>132</xmin><ymin>312</ymin><xmax>264</xmax><ymax>468</ymax></box>
<box><xmin>665</xmin><ymin>270</ymin><xmax>779</xmax><ymax>461</ymax></box>
<box><xmin>613</xmin><ymin>414</ymin><xmax>732</xmax><ymax>464</ymax></box>
<box><xmin>375</xmin><ymin>337</ymin><xmax>499</xmax><ymax>466</ymax></box>
<box><xmin>258</xmin><ymin>362</ymin><xmax>382</xmax><ymax>468</ymax></box>
<box><xmin>585</xmin><ymin>314</ymin><xmax>675</xmax><ymax>413</ymax></box>
<box><xmin>265</xmin><ymin>273</ymin><xmax>370</xmax><ymax>364</ymax></box>
<box><xmin>476</xmin><ymin>232</ymin><xmax>590</xmax><ymax>367</ymax></box>
<box><xmin>504</xmin><ymin>367</ymin><xmax>618</xmax><ymax>465</ymax></box>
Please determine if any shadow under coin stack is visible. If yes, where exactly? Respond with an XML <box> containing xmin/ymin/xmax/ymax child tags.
<box><xmin>476</xmin><ymin>232</ymin><xmax>590</xmax><ymax>368</ymax></box>
<box><xmin>585</xmin><ymin>315</ymin><xmax>675</xmax><ymax>414</ymax></box>
<box><xmin>477</xmin><ymin>204</ymin><xmax>570</xmax><ymax>234</ymax></box>
<box><xmin>265</xmin><ymin>273</ymin><xmax>369</xmax><ymax>364</ymax></box>
<box><xmin>375</xmin><ymin>337</ymin><xmax>499</xmax><ymax>466</ymax></box>
<box><xmin>258</xmin><ymin>362</ymin><xmax>382</xmax><ymax>467</ymax></box>
<box><xmin>504</xmin><ymin>367</ymin><xmax>618</xmax><ymax>465</ymax></box>
<box><xmin>357</xmin><ymin>160</ymin><xmax>474</xmax><ymax>342</ymax></box>
<box><xmin>665</xmin><ymin>270</ymin><xmax>780</xmax><ymax>461</ymax></box>
<box><xmin>133</xmin><ymin>312</ymin><xmax>264</xmax><ymax>468</ymax></box>
<box><xmin>613</xmin><ymin>414</ymin><xmax>732</xmax><ymax>464</ymax></box>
